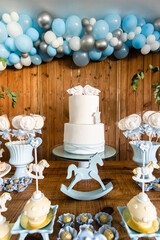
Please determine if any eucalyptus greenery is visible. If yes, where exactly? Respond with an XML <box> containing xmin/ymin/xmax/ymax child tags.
<box><xmin>0</xmin><ymin>58</ymin><xmax>6</xmax><ymax>67</ymax></box>
<box><xmin>0</xmin><ymin>85</ymin><xmax>18</xmax><ymax>108</ymax></box>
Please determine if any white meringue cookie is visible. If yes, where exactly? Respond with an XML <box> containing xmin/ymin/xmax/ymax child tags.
<box><xmin>20</xmin><ymin>116</ymin><xmax>35</xmax><ymax>131</ymax></box>
<box><xmin>31</xmin><ymin>114</ymin><xmax>44</xmax><ymax>130</ymax></box>
<box><xmin>125</xmin><ymin>114</ymin><xmax>141</xmax><ymax>130</ymax></box>
<box><xmin>148</xmin><ymin>112</ymin><xmax>160</xmax><ymax>128</ymax></box>
<box><xmin>143</xmin><ymin>111</ymin><xmax>155</xmax><ymax>124</ymax></box>
<box><xmin>0</xmin><ymin>116</ymin><xmax>10</xmax><ymax>131</ymax></box>
<box><xmin>12</xmin><ymin>115</ymin><xmax>23</xmax><ymax>129</ymax></box>
<box><xmin>118</xmin><ymin>118</ymin><xmax>127</xmax><ymax>130</ymax></box>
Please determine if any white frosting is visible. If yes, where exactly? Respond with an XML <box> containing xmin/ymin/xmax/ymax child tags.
<box><xmin>31</xmin><ymin>114</ymin><xmax>44</xmax><ymax>130</ymax></box>
<box><xmin>143</xmin><ymin>111</ymin><xmax>155</xmax><ymax>124</ymax></box>
<box><xmin>69</xmin><ymin>95</ymin><xmax>99</xmax><ymax>124</ymax></box>
<box><xmin>0</xmin><ymin>116</ymin><xmax>10</xmax><ymax>131</ymax></box>
<box><xmin>67</xmin><ymin>85</ymin><xmax>84</xmax><ymax>95</ymax></box>
<box><xmin>12</xmin><ymin>115</ymin><xmax>23</xmax><ymax>129</ymax></box>
<box><xmin>148</xmin><ymin>112</ymin><xmax>160</xmax><ymax>128</ymax></box>
<box><xmin>20</xmin><ymin>116</ymin><xmax>35</xmax><ymax>130</ymax></box>
<box><xmin>67</xmin><ymin>85</ymin><xmax>101</xmax><ymax>96</ymax></box>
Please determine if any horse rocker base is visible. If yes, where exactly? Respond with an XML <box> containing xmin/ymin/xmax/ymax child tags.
<box><xmin>60</xmin><ymin>153</ymin><xmax>113</xmax><ymax>200</ymax></box>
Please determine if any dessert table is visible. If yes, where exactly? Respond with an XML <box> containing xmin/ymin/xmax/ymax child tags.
<box><xmin>3</xmin><ymin>158</ymin><xmax>160</xmax><ymax>240</ymax></box>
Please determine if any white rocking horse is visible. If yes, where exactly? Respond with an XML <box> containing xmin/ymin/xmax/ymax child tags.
<box><xmin>0</xmin><ymin>192</ymin><xmax>11</xmax><ymax>213</ymax></box>
<box><xmin>60</xmin><ymin>153</ymin><xmax>113</xmax><ymax>200</ymax></box>
<box><xmin>133</xmin><ymin>161</ymin><xmax>159</xmax><ymax>182</ymax></box>
<box><xmin>26</xmin><ymin>159</ymin><xmax>50</xmax><ymax>179</ymax></box>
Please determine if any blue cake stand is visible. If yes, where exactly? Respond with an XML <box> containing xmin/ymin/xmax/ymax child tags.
<box><xmin>117</xmin><ymin>206</ymin><xmax>160</xmax><ymax>240</ymax></box>
<box><xmin>11</xmin><ymin>205</ymin><xmax>58</xmax><ymax>240</ymax></box>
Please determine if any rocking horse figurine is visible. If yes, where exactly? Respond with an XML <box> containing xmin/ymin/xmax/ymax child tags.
<box><xmin>26</xmin><ymin>159</ymin><xmax>50</xmax><ymax>179</ymax></box>
<box><xmin>132</xmin><ymin>161</ymin><xmax>160</xmax><ymax>183</ymax></box>
<box><xmin>61</xmin><ymin>153</ymin><xmax>113</xmax><ymax>200</ymax></box>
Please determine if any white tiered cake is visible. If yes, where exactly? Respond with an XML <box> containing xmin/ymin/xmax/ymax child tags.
<box><xmin>64</xmin><ymin>85</ymin><xmax>105</xmax><ymax>154</ymax></box>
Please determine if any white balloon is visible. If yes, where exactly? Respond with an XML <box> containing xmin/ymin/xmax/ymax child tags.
<box><xmin>106</xmin><ymin>32</ymin><xmax>113</xmax><ymax>41</ymax></box>
<box><xmin>121</xmin><ymin>32</ymin><xmax>128</xmax><ymax>42</ymax></box>
<box><xmin>110</xmin><ymin>37</ymin><xmax>118</xmax><ymax>47</ymax></box>
<box><xmin>147</xmin><ymin>35</ymin><xmax>156</xmax><ymax>45</ymax></box>
<box><xmin>69</xmin><ymin>36</ymin><xmax>81</xmax><ymax>51</ymax></box>
<box><xmin>11</xmin><ymin>11</ymin><xmax>19</xmax><ymax>22</ymax></box>
<box><xmin>90</xmin><ymin>17</ymin><xmax>96</xmax><ymax>26</ymax></box>
<box><xmin>57</xmin><ymin>37</ymin><xmax>63</xmax><ymax>46</ymax></box>
<box><xmin>128</xmin><ymin>32</ymin><xmax>135</xmax><ymax>40</ymax></box>
<box><xmin>141</xmin><ymin>44</ymin><xmax>151</xmax><ymax>55</ymax></box>
<box><xmin>2</xmin><ymin>13</ymin><xmax>11</xmax><ymax>23</ymax></box>
<box><xmin>0</xmin><ymin>62</ymin><xmax>7</xmax><ymax>71</ymax></box>
<box><xmin>21</xmin><ymin>56</ymin><xmax>31</xmax><ymax>66</ymax></box>
<box><xmin>135</xmin><ymin>26</ymin><xmax>141</xmax><ymax>35</ymax></box>
<box><xmin>150</xmin><ymin>41</ymin><xmax>159</xmax><ymax>51</ymax></box>
<box><xmin>7</xmin><ymin>22</ymin><xmax>23</xmax><ymax>38</ymax></box>
<box><xmin>52</xmin><ymin>39</ymin><xmax>59</xmax><ymax>48</ymax></box>
<box><xmin>44</xmin><ymin>31</ymin><xmax>56</xmax><ymax>44</ymax></box>
<box><xmin>14</xmin><ymin>62</ymin><xmax>23</xmax><ymax>69</ymax></box>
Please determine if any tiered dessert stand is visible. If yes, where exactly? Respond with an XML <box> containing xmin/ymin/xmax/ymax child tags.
<box><xmin>52</xmin><ymin>144</ymin><xmax>116</xmax><ymax>200</ymax></box>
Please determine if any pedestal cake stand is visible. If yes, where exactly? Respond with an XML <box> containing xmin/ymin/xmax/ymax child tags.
<box><xmin>52</xmin><ymin>144</ymin><xmax>116</xmax><ymax>200</ymax></box>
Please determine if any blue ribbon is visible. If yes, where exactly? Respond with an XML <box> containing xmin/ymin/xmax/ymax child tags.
<box><xmin>0</xmin><ymin>129</ymin><xmax>12</xmax><ymax>140</ymax></box>
<box><xmin>64</xmin><ymin>142</ymin><xmax>105</xmax><ymax>153</ymax></box>
<box><xmin>12</xmin><ymin>129</ymin><xmax>42</xmax><ymax>138</ymax></box>
<box><xmin>123</xmin><ymin>126</ymin><xmax>144</xmax><ymax>139</ymax></box>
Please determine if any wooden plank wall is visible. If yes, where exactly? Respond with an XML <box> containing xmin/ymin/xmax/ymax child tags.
<box><xmin>0</xmin><ymin>50</ymin><xmax>160</xmax><ymax>161</ymax></box>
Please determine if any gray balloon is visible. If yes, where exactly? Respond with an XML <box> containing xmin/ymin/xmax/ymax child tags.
<box><xmin>21</xmin><ymin>53</ymin><xmax>29</xmax><ymax>58</ymax></box>
<box><xmin>37</xmin><ymin>11</ymin><xmax>52</xmax><ymax>29</ymax></box>
<box><xmin>95</xmin><ymin>39</ymin><xmax>108</xmax><ymax>51</ymax></box>
<box><xmin>114</xmin><ymin>39</ymin><xmax>123</xmax><ymax>50</ymax></box>
<box><xmin>40</xmin><ymin>41</ymin><xmax>48</xmax><ymax>53</ymax></box>
<box><xmin>82</xmin><ymin>18</ymin><xmax>90</xmax><ymax>27</ymax></box>
<box><xmin>85</xmin><ymin>24</ymin><xmax>93</xmax><ymax>34</ymax></box>
<box><xmin>57</xmin><ymin>46</ymin><xmax>64</xmax><ymax>54</ymax></box>
<box><xmin>113</xmin><ymin>28</ymin><xmax>123</xmax><ymax>38</ymax></box>
<box><xmin>34</xmin><ymin>39</ymin><xmax>41</xmax><ymax>48</ymax></box>
<box><xmin>40</xmin><ymin>32</ymin><xmax>45</xmax><ymax>41</ymax></box>
<box><xmin>81</xmin><ymin>34</ymin><xmax>95</xmax><ymax>51</ymax></box>
<box><xmin>154</xmin><ymin>18</ymin><xmax>160</xmax><ymax>31</ymax></box>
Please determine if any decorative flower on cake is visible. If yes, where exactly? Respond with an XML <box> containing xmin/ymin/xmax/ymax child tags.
<box><xmin>67</xmin><ymin>85</ymin><xmax>101</xmax><ymax>96</ymax></box>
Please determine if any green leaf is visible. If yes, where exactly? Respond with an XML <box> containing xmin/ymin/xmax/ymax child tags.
<box><xmin>11</xmin><ymin>92</ymin><xmax>18</xmax><ymax>97</ymax></box>
<box><xmin>0</xmin><ymin>58</ymin><xmax>6</xmax><ymax>67</ymax></box>
<box><xmin>6</xmin><ymin>87</ymin><xmax>10</xmax><ymax>93</ymax></box>
<box><xmin>151</xmin><ymin>66</ymin><xmax>159</xmax><ymax>73</ymax></box>
<box><xmin>149</xmin><ymin>64</ymin><xmax>153</xmax><ymax>69</ymax></box>
<box><xmin>1</xmin><ymin>85</ymin><xmax>4</xmax><ymax>92</ymax></box>
<box><xmin>152</xmin><ymin>83</ymin><xmax>159</xmax><ymax>88</ymax></box>
<box><xmin>6</xmin><ymin>92</ymin><xmax>12</xmax><ymax>99</ymax></box>
<box><xmin>0</xmin><ymin>93</ymin><xmax>5</xmax><ymax>99</ymax></box>
<box><xmin>12</xmin><ymin>96</ymin><xmax>17</xmax><ymax>102</ymax></box>
<box><xmin>139</xmin><ymin>71</ymin><xmax>144</xmax><ymax>79</ymax></box>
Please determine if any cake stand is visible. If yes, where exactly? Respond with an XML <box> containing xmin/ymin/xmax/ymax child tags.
<box><xmin>52</xmin><ymin>145</ymin><xmax>116</xmax><ymax>200</ymax></box>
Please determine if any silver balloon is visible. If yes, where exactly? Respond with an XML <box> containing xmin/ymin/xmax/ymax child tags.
<box><xmin>57</xmin><ymin>46</ymin><xmax>64</xmax><ymax>54</ymax></box>
<box><xmin>21</xmin><ymin>53</ymin><xmax>29</xmax><ymax>58</ymax></box>
<box><xmin>114</xmin><ymin>39</ymin><xmax>123</xmax><ymax>50</ymax></box>
<box><xmin>113</xmin><ymin>28</ymin><xmax>123</xmax><ymax>38</ymax></box>
<box><xmin>85</xmin><ymin>24</ymin><xmax>93</xmax><ymax>34</ymax></box>
<box><xmin>81</xmin><ymin>34</ymin><xmax>95</xmax><ymax>51</ymax></box>
<box><xmin>37</xmin><ymin>11</ymin><xmax>52</xmax><ymax>29</ymax></box>
<box><xmin>40</xmin><ymin>32</ymin><xmax>45</xmax><ymax>41</ymax></box>
<box><xmin>95</xmin><ymin>39</ymin><xmax>108</xmax><ymax>51</ymax></box>
<box><xmin>34</xmin><ymin>39</ymin><xmax>41</xmax><ymax>48</ymax></box>
<box><xmin>82</xmin><ymin>18</ymin><xmax>90</xmax><ymax>27</ymax></box>
<box><xmin>154</xmin><ymin>18</ymin><xmax>160</xmax><ymax>31</ymax></box>
<box><xmin>40</xmin><ymin>41</ymin><xmax>48</xmax><ymax>53</ymax></box>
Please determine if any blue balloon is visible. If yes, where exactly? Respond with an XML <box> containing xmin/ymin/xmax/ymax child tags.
<box><xmin>132</xmin><ymin>34</ymin><xmax>146</xmax><ymax>49</ymax></box>
<box><xmin>126</xmin><ymin>39</ymin><xmax>132</xmax><ymax>47</ymax></box>
<box><xmin>104</xmin><ymin>13</ymin><xmax>121</xmax><ymax>32</ymax></box>
<box><xmin>32</xmin><ymin>18</ymin><xmax>45</xmax><ymax>35</ymax></box>
<box><xmin>26</xmin><ymin>28</ymin><xmax>39</xmax><ymax>42</ymax></box>
<box><xmin>18</xmin><ymin>14</ymin><xmax>32</xmax><ymax>32</ymax></box>
<box><xmin>47</xmin><ymin>45</ymin><xmax>57</xmax><ymax>57</ymax></box>
<box><xmin>114</xmin><ymin>44</ymin><xmax>129</xmax><ymax>59</ymax></box>
<box><xmin>56</xmin><ymin>53</ymin><xmax>64</xmax><ymax>58</ymax></box>
<box><xmin>9</xmin><ymin>53</ymin><xmax>20</xmax><ymax>64</ymax></box>
<box><xmin>137</xmin><ymin>17</ymin><xmax>146</xmax><ymax>27</ymax></box>
<box><xmin>0</xmin><ymin>22</ymin><xmax>7</xmax><ymax>43</ymax></box>
<box><xmin>66</xmin><ymin>15</ymin><xmax>82</xmax><ymax>37</ymax></box>
<box><xmin>92</xmin><ymin>20</ymin><xmax>109</xmax><ymax>40</ymax></box>
<box><xmin>52</xmin><ymin>18</ymin><xmax>65</xmax><ymax>37</ymax></box>
<box><xmin>39</xmin><ymin>51</ymin><xmax>53</xmax><ymax>62</ymax></box>
<box><xmin>89</xmin><ymin>47</ymin><xmax>102</xmax><ymax>60</ymax></box>
<box><xmin>141</xmin><ymin>23</ymin><xmax>154</xmax><ymax>37</ymax></box>
<box><xmin>102</xmin><ymin>44</ymin><xmax>114</xmax><ymax>56</ymax></box>
<box><xmin>5</xmin><ymin>37</ymin><xmax>17</xmax><ymax>51</ymax></box>
<box><xmin>30</xmin><ymin>47</ymin><xmax>37</xmax><ymax>56</ymax></box>
<box><xmin>31</xmin><ymin>54</ymin><xmax>42</xmax><ymax>65</ymax></box>
<box><xmin>15</xmin><ymin>34</ymin><xmax>33</xmax><ymax>53</ymax></box>
<box><xmin>73</xmin><ymin>51</ymin><xmax>90</xmax><ymax>67</ymax></box>
<box><xmin>6</xmin><ymin>59</ymin><xmax>13</xmax><ymax>66</ymax></box>
<box><xmin>63</xmin><ymin>40</ymin><xmax>71</xmax><ymax>55</ymax></box>
<box><xmin>122</xmin><ymin>15</ymin><xmax>137</xmax><ymax>33</ymax></box>
<box><xmin>153</xmin><ymin>31</ymin><xmax>160</xmax><ymax>40</ymax></box>
<box><xmin>0</xmin><ymin>44</ymin><xmax>10</xmax><ymax>58</ymax></box>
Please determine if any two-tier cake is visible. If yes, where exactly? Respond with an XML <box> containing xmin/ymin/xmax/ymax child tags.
<box><xmin>63</xmin><ymin>85</ymin><xmax>105</xmax><ymax>154</ymax></box>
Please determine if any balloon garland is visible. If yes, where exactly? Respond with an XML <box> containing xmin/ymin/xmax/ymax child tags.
<box><xmin>0</xmin><ymin>11</ymin><xmax>160</xmax><ymax>71</ymax></box>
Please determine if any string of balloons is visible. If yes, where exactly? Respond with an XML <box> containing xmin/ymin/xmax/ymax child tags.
<box><xmin>0</xmin><ymin>11</ymin><xmax>160</xmax><ymax>71</ymax></box>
